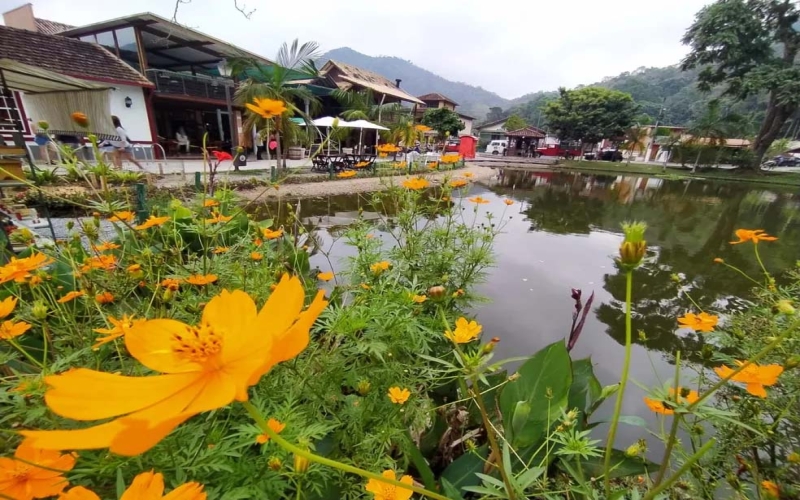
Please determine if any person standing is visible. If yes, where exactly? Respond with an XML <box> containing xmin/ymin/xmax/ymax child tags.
<box><xmin>111</xmin><ymin>116</ymin><xmax>144</xmax><ymax>170</ymax></box>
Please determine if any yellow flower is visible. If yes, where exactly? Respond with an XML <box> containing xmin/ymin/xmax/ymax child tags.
<box><xmin>255</xmin><ymin>418</ymin><xmax>286</xmax><ymax>444</ymax></box>
<box><xmin>70</xmin><ymin>112</ymin><xmax>89</xmax><ymax>128</ymax></box>
<box><xmin>95</xmin><ymin>292</ymin><xmax>114</xmax><ymax>304</ymax></box>
<box><xmin>401</xmin><ymin>177</ymin><xmax>429</xmax><ymax>190</ymax></box>
<box><xmin>463</xmin><ymin>172</ymin><xmax>474</xmax><ymax>178</ymax></box>
<box><xmin>57</xmin><ymin>486</ymin><xmax>99</xmax><ymax>500</ymax></box>
<box><xmin>503</xmin><ymin>199</ymin><xmax>514</xmax><ymax>206</ymax></box>
<box><xmin>337</xmin><ymin>171</ymin><xmax>357</xmax><ymax>178</ymax></box>
<box><xmin>444</xmin><ymin>317</ymin><xmax>482</xmax><ymax>343</ymax></box>
<box><xmin>119</xmin><ymin>471</ymin><xmax>205</xmax><ymax>500</ymax></box>
<box><xmin>355</xmin><ymin>161</ymin><xmax>370</xmax><ymax>168</ymax></box>
<box><xmin>452</xmin><ymin>289</ymin><xmax>465</xmax><ymax>297</ymax></box>
<box><xmin>57</xmin><ymin>291</ymin><xmax>85</xmax><ymax>304</ymax></box>
<box><xmin>713</xmin><ymin>257</ymin><xmax>724</xmax><ymax>264</ymax></box>
<box><xmin>108</xmin><ymin>211</ymin><xmax>135</xmax><ymax>223</ymax></box>
<box><xmin>388</xmin><ymin>387</ymin><xmax>411</xmax><ymax>405</ymax></box>
<box><xmin>203</xmin><ymin>199</ymin><xmax>219</xmax><ymax>208</ymax></box>
<box><xmin>449</xmin><ymin>179</ymin><xmax>468</xmax><ymax>188</ymax></box>
<box><xmin>205</xmin><ymin>213</ymin><xmax>232</xmax><ymax>225</ymax></box>
<box><xmin>318</xmin><ymin>272</ymin><xmax>334</xmax><ymax>282</ymax></box>
<box><xmin>440</xmin><ymin>155</ymin><xmax>461</xmax><ymax>164</ymax></box>
<box><xmin>93</xmin><ymin>241</ymin><xmax>120</xmax><ymax>252</ymax></box>
<box><xmin>126</xmin><ymin>264</ymin><xmax>142</xmax><ymax>273</ymax></box>
<box><xmin>134</xmin><ymin>216</ymin><xmax>170</xmax><ymax>231</ymax></box>
<box><xmin>360</xmin><ymin>283</ymin><xmax>371</xmax><ymax>290</ymax></box>
<box><xmin>714</xmin><ymin>361</ymin><xmax>784</xmax><ymax>398</ymax></box>
<box><xmin>370</xmin><ymin>261</ymin><xmax>391</xmax><ymax>274</ymax></box>
<box><xmin>246</xmin><ymin>98</ymin><xmax>287</xmax><ymax>119</ymax></box>
<box><xmin>0</xmin><ymin>320</ymin><xmax>31</xmax><ymax>340</ymax></box>
<box><xmin>160</xmin><ymin>278</ymin><xmax>181</xmax><ymax>291</ymax></box>
<box><xmin>81</xmin><ymin>254</ymin><xmax>117</xmax><ymax>272</ymax></box>
<box><xmin>28</xmin><ymin>275</ymin><xmax>43</xmax><ymax>287</ymax></box>
<box><xmin>250</xmin><ymin>252</ymin><xmax>263</xmax><ymax>261</ymax></box>
<box><xmin>21</xmin><ymin>276</ymin><xmax>328</xmax><ymax>456</ymax></box>
<box><xmin>93</xmin><ymin>315</ymin><xmax>143</xmax><ymax>349</ymax></box>
<box><xmin>0</xmin><ymin>297</ymin><xmax>18</xmax><ymax>319</ymax></box>
<box><xmin>261</xmin><ymin>228</ymin><xmax>284</xmax><ymax>240</ymax></box>
<box><xmin>730</xmin><ymin>229</ymin><xmax>777</xmax><ymax>244</ymax></box>
<box><xmin>365</xmin><ymin>470</ymin><xmax>414</xmax><ymax>500</ymax></box>
<box><xmin>0</xmin><ymin>253</ymin><xmax>52</xmax><ymax>285</ymax></box>
<box><xmin>468</xmin><ymin>196</ymin><xmax>490</xmax><ymax>204</ymax></box>
<box><xmin>643</xmin><ymin>387</ymin><xmax>699</xmax><ymax>415</ymax></box>
<box><xmin>0</xmin><ymin>442</ymin><xmax>76</xmax><ymax>500</ymax></box>
<box><xmin>410</xmin><ymin>294</ymin><xmax>427</xmax><ymax>304</ymax></box>
<box><xmin>212</xmin><ymin>247</ymin><xmax>229</xmax><ymax>255</ymax></box>
<box><xmin>761</xmin><ymin>480</ymin><xmax>779</xmax><ymax>498</ymax></box>
<box><xmin>677</xmin><ymin>312</ymin><xmax>718</xmax><ymax>333</ymax></box>
<box><xmin>186</xmin><ymin>274</ymin><xmax>218</xmax><ymax>286</ymax></box>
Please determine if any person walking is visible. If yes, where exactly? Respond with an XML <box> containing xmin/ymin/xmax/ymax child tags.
<box><xmin>111</xmin><ymin>116</ymin><xmax>144</xmax><ymax>170</ymax></box>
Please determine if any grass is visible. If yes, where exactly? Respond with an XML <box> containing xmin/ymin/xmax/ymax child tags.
<box><xmin>557</xmin><ymin>160</ymin><xmax>800</xmax><ymax>188</ymax></box>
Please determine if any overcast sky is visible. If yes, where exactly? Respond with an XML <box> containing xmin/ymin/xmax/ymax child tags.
<box><xmin>6</xmin><ymin>0</ymin><xmax>711</xmax><ymax>99</ymax></box>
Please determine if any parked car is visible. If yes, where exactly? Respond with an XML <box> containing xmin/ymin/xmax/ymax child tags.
<box><xmin>485</xmin><ymin>140</ymin><xmax>507</xmax><ymax>155</ymax></box>
<box><xmin>445</xmin><ymin>139</ymin><xmax>460</xmax><ymax>153</ymax></box>
<box><xmin>599</xmin><ymin>150</ymin><xmax>623</xmax><ymax>162</ymax></box>
<box><xmin>537</xmin><ymin>144</ymin><xmax>582</xmax><ymax>158</ymax></box>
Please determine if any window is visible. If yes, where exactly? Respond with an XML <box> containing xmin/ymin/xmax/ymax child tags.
<box><xmin>95</xmin><ymin>31</ymin><xmax>117</xmax><ymax>55</ymax></box>
<box><xmin>115</xmin><ymin>27</ymin><xmax>140</xmax><ymax>72</ymax></box>
<box><xmin>79</xmin><ymin>34</ymin><xmax>96</xmax><ymax>43</ymax></box>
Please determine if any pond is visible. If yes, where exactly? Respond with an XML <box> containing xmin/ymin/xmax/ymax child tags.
<box><xmin>259</xmin><ymin>167</ymin><xmax>800</xmax><ymax>448</ymax></box>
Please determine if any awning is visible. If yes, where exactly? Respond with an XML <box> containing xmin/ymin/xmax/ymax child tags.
<box><xmin>0</xmin><ymin>58</ymin><xmax>108</xmax><ymax>93</ymax></box>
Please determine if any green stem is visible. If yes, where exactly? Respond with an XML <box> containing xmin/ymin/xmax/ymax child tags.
<box><xmin>7</xmin><ymin>339</ymin><xmax>44</xmax><ymax>369</ymax></box>
<box><xmin>604</xmin><ymin>270</ymin><xmax>633</xmax><ymax>496</ymax></box>
<box><xmin>721</xmin><ymin>262</ymin><xmax>762</xmax><ymax>287</ymax></box>
<box><xmin>653</xmin><ymin>351</ymin><xmax>682</xmax><ymax>487</ymax></box>
<box><xmin>753</xmin><ymin>244</ymin><xmax>770</xmax><ymax>283</ymax></box>
<box><xmin>242</xmin><ymin>401</ymin><xmax>450</xmax><ymax>500</ymax></box>
<box><xmin>642</xmin><ymin>439</ymin><xmax>715</xmax><ymax>500</ymax></box>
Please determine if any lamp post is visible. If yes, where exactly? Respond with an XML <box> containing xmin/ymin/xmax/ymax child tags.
<box><xmin>217</xmin><ymin>60</ymin><xmax>238</xmax><ymax>168</ymax></box>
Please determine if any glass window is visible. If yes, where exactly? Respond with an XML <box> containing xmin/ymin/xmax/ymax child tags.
<box><xmin>79</xmin><ymin>34</ymin><xmax>96</xmax><ymax>43</ymax></box>
<box><xmin>115</xmin><ymin>27</ymin><xmax>140</xmax><ymax>72</ymax></box>
<box><xmin>95</xmin><ymin>31</ymin><xmax>117</xmax><ymax>55</ymax></box>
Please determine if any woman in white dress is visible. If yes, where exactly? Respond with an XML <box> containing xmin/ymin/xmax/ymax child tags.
<box><xmin>111</xmin><ymin>115</ymin><xmax>144</xmax><ymax>170</ymax></box>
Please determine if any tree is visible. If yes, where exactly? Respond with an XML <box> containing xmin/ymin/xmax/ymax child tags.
<box><xmin>486</xmin><ymin>107</ymin><xmax>505</xmax><ymax>122</ymax></box>
<box><xmin>622</xmin><ymin>125</ymin><xmax>649</xmax><ymax>165</ymax></box>
<box><xmin>421</xmin><ymin>108</ymin><xmax>465</xmax><ymax>151</ymax></box>
<box><xmin>681</xmin><ymin>0</ymin><xmax>800</xmax><ymax>168</ymax></box>
<box><xmin>331</xmin><ymin>88</ymin><xmax>403</xmax><ymax>123</ymax></box>
<box><xmin>543</xmin><ymin>87</ymin><xmax>638</xmax><ymax>157</ymax></box>
<box><xmin>687</xmin><ymin>100</ymin><xmax>745</xmax><ymax>171</ymax></box>
<box><xmin>502</xmin><ymin>114</ymin><xmax>527</xmax><ymax>131</ymax></box>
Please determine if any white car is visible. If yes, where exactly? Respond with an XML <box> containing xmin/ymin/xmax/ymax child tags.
<box><xmin>485</xmin><ymin>140</ymin><xmax>507</xmax><ymax>155</ymax></box>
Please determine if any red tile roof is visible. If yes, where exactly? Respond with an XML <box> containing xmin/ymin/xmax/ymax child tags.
<box><xmin>0</xmin><ymin>25</ymin><xmax>151</xmax><ymax>87</ymax></box>
<box><xmin>418</xmin><ymin>92</ymin><xmax>458</xmax><ymax>106</ymax></box>
<box><xmin>34</xmin><ymin>18</ymin><xmax>74</xmax><ymax>35</ymax></box>
<box><xmin>505</xmin><ymin>126</ymin><xmax>546</xmax><ymax>138</ymax></box>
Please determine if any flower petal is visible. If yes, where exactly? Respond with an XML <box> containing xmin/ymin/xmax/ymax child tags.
<box><xmin>120</xmin><ymin>471</ymin><xmax>164</xmax><ymax>500</ymax></box>
<box><xmin>256</xmin><ymin>275</ymin><xmax>305</xmax><ymax>337</ymax></box>
<box><xmin>125</xmin><ymin>319</ymin><xmax>204</xmax><ymax>373</ymax></box>
<box><xmin>162</xmin><ymin>482</ymin><xmax>207</xmax><ymax>500</ymax></box>
<box><xmin>111</xmin><ymin>413</ymin><xmax>194</xmax><ymax>456</ymax></box>
<box><xmin>204</xmin><ymin>290</ymin><xmax>259</xmax><ymax>360</ymax></box>
<box><xmin>746</xmin><ymin>383</ymin><xmax>767</xmax><ymax>398</ymax></box>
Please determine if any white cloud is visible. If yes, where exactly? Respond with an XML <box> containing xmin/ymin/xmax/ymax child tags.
<box><xmin>20</xmin><ymin>0</ymin><xmax>712</xmax><ymax>98</ymax></box>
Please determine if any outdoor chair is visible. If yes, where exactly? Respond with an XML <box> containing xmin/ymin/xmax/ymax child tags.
<box><xmin>311</xmin><ymin>155</ymin><xmax>329</xmax><ymax>172</ymax></box>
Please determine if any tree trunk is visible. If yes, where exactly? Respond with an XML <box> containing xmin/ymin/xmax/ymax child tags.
<box><xmin>692</xmin><ymin>148</ymin><xmax>702</xmax><ymax>172</ymax></box>
<box><xmin>751</xmin><ymin>90</ymin><xmax>796</xmax><ymax>169</ymax></box>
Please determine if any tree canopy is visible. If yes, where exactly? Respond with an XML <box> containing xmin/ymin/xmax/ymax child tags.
<box><xmin>542</xmin><ymin>87</ymin><xmax>638</xmax><ymax>146</ymax></box>
<box><xmin>502</xmin><ymin>114</ymin><xmax>528</xmax><ymax>131</ymax></box>
<box><xmin>681</xmin><ymin>0</ymin><xmax>800</xmax><ymax>166</ymax></box>
<box><xmin>421</xmin><ymin>107</ymin><xmax>465</xmax><ymax>137</ymax></box>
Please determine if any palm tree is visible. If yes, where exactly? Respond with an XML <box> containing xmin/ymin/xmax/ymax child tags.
<box><xmin>687</xmin><ymin>100</ymin><xmax>744</xmax><ymax>172</ymax></box>
<box><xmin>233</xmin><ymin>39</ymin><xmax>321</xmax><ymax>169</ymax></box>
<box><xmin>622</xmin><ymin>125</ymin><xmax>649</xmax><ymax>166</ymax></box>
<box><xmin>332</xmin><ymin>88</ymin><xmax>404</xmax><ymax>123</ymax></box>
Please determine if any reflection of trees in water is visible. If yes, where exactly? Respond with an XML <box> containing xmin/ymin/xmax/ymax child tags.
<box><xmin>494</xmin><ymin>170</ymin><xmax>800</xmax><ymax>359</ymax></box>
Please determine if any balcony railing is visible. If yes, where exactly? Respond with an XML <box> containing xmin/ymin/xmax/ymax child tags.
<box><xmin>145</xmin><ymin>69</ymin><xmax>234</xmax><ymax>102</ymax></box>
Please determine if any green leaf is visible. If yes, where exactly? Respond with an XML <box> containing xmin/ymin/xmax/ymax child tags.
<box><xmin>590</xmin><ymin>415</ymin><xmax>648</xmax><ymax>429</ymax></box>
<box><xmin>576</xmin><ymin>449</ymin><xmax>658</xmax><ymax>479</ymax></box>
<box><xmin>116</xmin><ymin>468</ymin><xmax>126</xmax><ymax>499</ymax></box>
<box><xmin>568</xmin><ymin>358</ymin><xmax>602</xmax><ymax>417</ymax></box>
<box><xmin>441</xmin><ymin>445</ymin><xmax>488</xmax><ymax>492</ymax></box>
<box><xmin>439</xmin><ymin>478</ymin><xmax>464</xmax><ymax>500</ymax></box>
<box><xmin>499</xmin><ymin>341</ymin><xmax>573</xmax><ymax>447</ymax></box>
<box><xmin>402</xmin><ymin>431</ymin><xmax>437</xmax><ymax>492</ymax></box>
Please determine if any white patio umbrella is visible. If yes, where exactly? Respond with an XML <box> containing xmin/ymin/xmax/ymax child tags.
<box><xmin>347</xmin><ymin>119</ymin><xmax>389</xmax><ymax>155</ymax></box>
<box><xmin>299</xmin><ymin>116</ymin><xmax>355</xmax><ymax>154</ymax></box>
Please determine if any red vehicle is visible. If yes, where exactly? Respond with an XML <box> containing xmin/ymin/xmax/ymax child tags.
<box><xmin>444</xmin><ymin>139</ymin><xmax>460</xmax><ymax>153</ymax></box>
<box><xmin>536</xmin><ymin>143</ymin><xmax>582</xmax><ymax>158</ymax></box>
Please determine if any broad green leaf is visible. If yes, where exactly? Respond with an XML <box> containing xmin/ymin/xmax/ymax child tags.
<box><xmin>402</xmin><ymin>431</ymin><xmax>437</xmax><ymax>492</ymax></box>
<box><xmin>441</xmin><ymin>445</ymin><xmax>488</xmax><ymax>492</ymax></box>
<box><xmin>575</xmin><ymin>449</ymin><xmax>658</xmax><ymax>479</ymax></box>
<box><xmin>568</xmin><ymin>358</ymin><xmax>602</xmax><ymax>417</ymax></box>
<box><xmin>439</xmin><ymin>478</ymin><xmax>464</xmax><ymax>500</ymax></box>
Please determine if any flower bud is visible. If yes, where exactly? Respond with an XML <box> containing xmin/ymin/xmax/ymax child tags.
<box><xmin>784</xmin><ymin>356</ymin><xmax>800</xmax><ymax>370</ymax></box>
<box><xmin>776</xmin><ymin>300</ymin><xmax>795</xmax><ymax>316</ymax></box>
<box><xmin>162</xmin><ymin>289</ymin><xmax>173</xmax><ymax>302</ymax></box>
<box><xmin>713</xmin><ymin>257</ymin><xmax>724</xmax><ymax>264</ymax></box>
<box><xmin>293</xmin><ymin>454</ymin><xmax>309</xmax><ymax>473</ymax></box>
<box><xmin>480</xmin><ymin>337</ymin><xmax>500</xmax><ymax>355</ymax></box>
<box><xmin>600</xmin><ymin>384</ymin><xmax>619</xmax><ymax>400</ymax></box>
<box><xmin>625</xmin><ymin>441</ymin><xmax>644</xmax><ymax>457</ymax></box>
<box><xmin>66</xmin><ymin>221</ymin><xmax>75</xmax><ymax>231</ymax></box>
<box><xmin>356</xmin><ymin>380</ymin><xmax>371</xmax><ymax>396</ymax></box>
<box><xmin>619</xmin><ymin>240</ymin><xmax>646</xmax><ymax>268</ymax></box>
<box><xmin>31</xmin><ymin>300</ymin><xmax>48</xmax><ymax>320</ymax></box>
<box><xmin>268</xmin><ymin>457</ymin><xmax>282</xmax><ymax>471</ymax></box>
<box><xmin>427</xmin><ymin>285</ymin><xmax>446</xmax><ymax>299</ymax></box>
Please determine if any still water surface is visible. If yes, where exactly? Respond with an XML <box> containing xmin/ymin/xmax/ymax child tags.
<box><xmin>261</xmin><ymin>168</ymin><xmax>800</xmax><ymax>445</ymax></box>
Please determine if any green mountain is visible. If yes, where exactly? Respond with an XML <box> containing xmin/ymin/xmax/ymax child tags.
<box><xmin>317</xmin><ymin>47</ymin><xmax>510</xmax><ymax>119</ymax></box>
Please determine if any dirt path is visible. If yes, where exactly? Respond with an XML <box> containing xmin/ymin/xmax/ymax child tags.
<box><xmin>235</xmin><ymin>163</ymin><xmax>496</xmax><ymax>200</ymax></box>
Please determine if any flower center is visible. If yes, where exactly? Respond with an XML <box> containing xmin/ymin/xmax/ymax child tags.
<box><xmin>172</xmin><ymin>321</ymin><xmax>223</xmax><ymax>364</ymax></box>
<box><xmin>11</xmin><ymin>464</ymin><xmax>31</xmax><ymax>479</ymax></box>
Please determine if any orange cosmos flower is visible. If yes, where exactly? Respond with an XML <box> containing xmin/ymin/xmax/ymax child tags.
<box><xmin>730</xmin><ymin>229</ymin><xmax>777</xmax><ymax>244</ymax></box>
<box><xmin>0</xmin><ymin>297</ymin><xmax>18</xmax><ymax>319</ymax></box>
<box><xmin>58</xmin><ymin>486</ymin><xmax>100</xmax><ymax>500</ymax></box>
<box><xmin>81</xmin><ymin>254</ymin><xmax>117</xmax><ymax>272</ymax></box>
<box><xmin>360</xmin><ymin>283</ymin><xmax>371</xmax><ymax>290</ymax></box>
<box><xmin>250</xmin><ymin>252</ymin><xmax>263</xmax><ymax>261</ymax></box>
<box><xmin>401</xmin><ymin>177</ymin><xmax>429</xmax><ymax>190</ymax></box>
<box><xmin>261</xmin><ymin>228</ymin><xmax>284</xmax><ymax>240</ymax></box>
<box><xmin>365</xmin><ymin>470</ymin><xmax>414</xmax><ymax>500</ymax></box>
<box><xmin>127</xmin><ymin>264</ymin><xmax>141</xmax><ymax>273</ymax></box>
<box><xmin>445</xmin><ymin>317</ymin><xmax>482</xmax><ymax>344</ymax></box>
<box><xmin>714</xmin><ymin>361</ymin><xmax>784</xmax><ymax>398</ymax></box>
<box><xmin>387</xmin><ymin>387</ymin><xmax>410</xmax><ymax>405</ymax></box>
<box><xmin>135</xmin><ymin>216</ymin><xmax>170</xmax><ymax>231</ymax></box>
<box><xmin>370</xmin><ymin>261</ymin><xmax>391</xmax><ymax>274</ymax></box>
<box><xmin>57</xmin><ymin>291</ymin><xmax>85</xmax><ymax>304</ymax></box>
<box><xmin>246</xmin><ymin>98</ymin><xmax>287</xmax><ymax>119</ymax></box>
<box><xmin>410</xmin><ymin>294</ymin><xmax>427</xmax><ymax>304</ymax></box>
<box><xmin>28</xmin><ymin>275</ymin><xmax>43</xmax><ymax>287</ymax></box>
<box><xmin>0</xmin><ymin>253</ymin><xmax>52</xmax><ymax>285</ymax></box>
<box><xmin>212</xmin><ymin>247</ymin><xmax>229</xmax><ymax>255</ymax></box>
<box><xmin>337</xmin><ymin>171</ymin><xmax>357</xmax><ymax>178</ymax></box>
<box><xmin>21</xmin><ymin>276</ymin><xmax>327</xmax><ymax>456</ymax></box>
<box><xmin>677</xmin><ymin>312</ymin><xmax>718</xmax><ymax>333</ymax></box>
<box><xmin>108</xmin><ymin>211</ymin><xmax>135</xmax><ymax>223</ymax></box>
<box><xmin>186</xmin><ymin>274</ymin><xmax>217</xmax><ymax>286</ymax></box>
<box><xmin>463</xmin><ymin>172</ymin><xmax>474</xmax><ymax>178</ymax></box>
<box><xmin>253</xmin><ymin>237</ymin><xmax>263</xmax><ymax>246</ymax></box>
<box><xmin>160</xmin><ymin>278</ymin><xmax>181</xmax><ymax>291</ymax></box>
<box><xmin>70</xmin><ymin>112</ymin><xmax>89</xmax><ymax>128</ymax></box>
<box><xmin>93</xmin><ymin>315</ymin><xmax>144</xmax><ymax>349</ymax></box>
<box><xmin>95</xmin><ymin>292</ymin><xmax>114</xmax><ymax>304</ymax></box>
<box><xmin>449</xmin><ymin>179</ymin><xmax>468</xmax><ymax>188</ymax></box>
<box><xmin>468</xmin><ymin>196</ymin><xmax>490</xmax><ymax>204</ymax></box>
<box><xmin>761</xmin><ymin>480</ymin><xmax>779</xmax><ymax>498</ymax></box>
<box><xmin>205</xmin><ymin>212</ymin><xmax>233</xmax><ymax>225</ymax></box>
<box><xmin>255</xmin><ymin>418</ymin><xmax>286</xmax><ymax>444</ymax></box>
<box><xmin>317</xmin><ymin>272</ymin><xmax>334</xmax><ymax>282</ymax></box>
<box><xmin>0</xmin><ymin>442</ymin><xmax>76</xmax><ymax>500</ymax></box>
<box><xmin>119</xmin><ymin>471</ymin><xmax>205</xmax><ymax>500</ymax></box>
<box><xmin>203</xmin><ymin>199</ymin><xmax>219</xmax><ymax>208</ymax></box>
<box><xmin>643</xmin><ymin>387</ymin><xmax>699</xmax><ymax>415</ymax></box>
<box><xmin>713</xmin><ymin>257</ymin><xmax>724</xmax><ymax>264</ymax></box>
<box><xmin>504</xmin><ymin>199</ymin><xmax>514</xmax><ymax>206</ymax></box>
<box><xmin>0</xmin><ymin>320</ymin><xmax>31</xmax><ymax>340</ymax></box>
<box><xmin>92</xmin><ymin>241</ymin><xmax>120</xmax><ymax>252</ymax></box>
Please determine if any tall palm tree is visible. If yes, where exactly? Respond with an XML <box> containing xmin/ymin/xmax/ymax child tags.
<box><xmin>332</xmin><ymin>88</ymin><xmax>404</xmax><ymax>123</ymax></box>
<box><xmin>687</xmin><ymin>100</ymin><xmax>744</xmax><ymax>172</ymax></box>
<box><xmin>233</xmin><ymin>39</ymin><xmax>321</xmax><ymax>169</ymax></box>
<box><xmin>622</xmin><ymin>125</ymin><xmax>649</xmax><ymax>166</ymax></box>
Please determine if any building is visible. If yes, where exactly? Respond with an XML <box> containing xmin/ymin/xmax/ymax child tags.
<box><xmin>474</xmin><ymin>117</ymin><xmax>509</xmax><ymax>145</ymax></box>
<box><xmin>318</xmin><ymin>60</ymin><xmax>422</xmax><ymax>106</ymax></box>
<box><xmin>505</xmin><ymin>127</ymin><xmax>546</xmax><ymax>156</ymax></box>
<box><xmin>413</xmin><ymin>92</ymin><xmax>474</xmax><ymax>136</ymax></box>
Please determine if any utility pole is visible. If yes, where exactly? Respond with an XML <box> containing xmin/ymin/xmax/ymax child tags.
<box><xmin>643</xmin><ymin>98</ymin><xmax>666</xmax><ymax>163</ymax></box>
